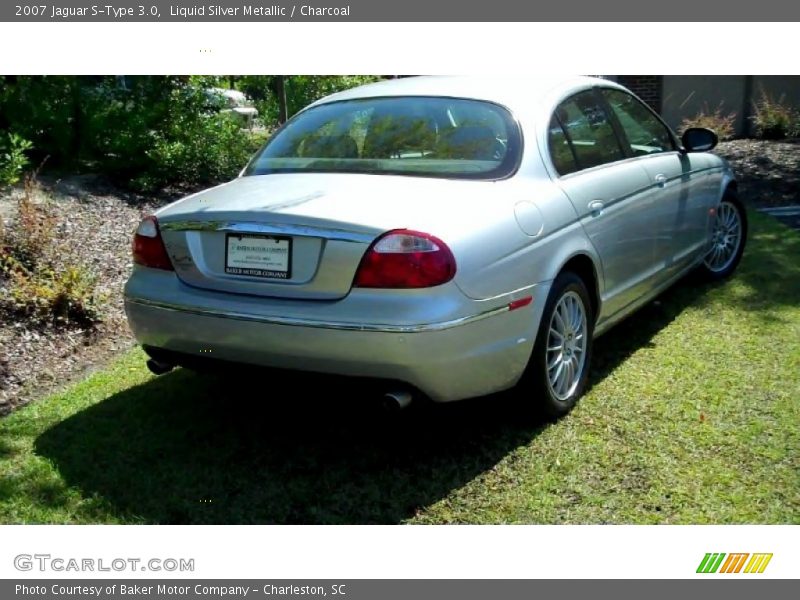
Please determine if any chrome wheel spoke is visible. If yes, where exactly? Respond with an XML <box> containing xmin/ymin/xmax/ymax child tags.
<box><xmin>711</xmin><ymin>246</ymin><xmax>723</xmax><ymax>267</ymax></box>
<box><xmin>725</xmin><ymin>206</ymin><xmax>737</xmax><ymax>229</ymax></box>
<box><xmin>572</xmin><ymin>305</ymin><xmax>583</xmax><ymax>331</ymax></box>
<box><xmin>566</xmin><ymin>296</ymin><xmax>575</xmax><ymax>329</ymax></box>
<box><xmin>569</xmin><ymin>356</ymin><xmax>580</xmax><ymax>380</ymax></box>
<box><xmin>551</xmin><ymin>361</ymin><xmax>564</xmax><ymax>382</ymax></box>
<box><xmin>560</xmin><ymin>301</ymin><xmax>571</xmax><ymax>330</ymax></box>
<box><xmin>559</xmin><ymin>362</ymin><xmax>571</xmax><ymax>395</ymax></box>
<box><xmin>554</xmin><ymin>308</ymin><xmax>567</xmax><ymax>333</ymax></box>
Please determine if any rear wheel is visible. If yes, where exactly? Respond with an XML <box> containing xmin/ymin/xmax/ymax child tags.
<box><xmin>519</xmin><ymin>271</ymin><xmax>594</xmax><ymax>419</ymax></box>
<box><xmin>699</xmin><ymin>194</ymin><xmax>747</xmax><ymax>280</ymax></box>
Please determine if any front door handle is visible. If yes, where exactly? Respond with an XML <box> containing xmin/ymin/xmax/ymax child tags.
<box><xmin>654</xmin><ymin>174</ymin><xmax>668</xmax><ymax>187</ymax></box>
<box><xmin>588</xmin><ymin>200</ymin><xmax>605</xmax><ymax>215</ymax></box>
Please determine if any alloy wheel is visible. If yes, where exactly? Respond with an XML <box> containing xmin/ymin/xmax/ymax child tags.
<box><xmin>704</xmin><ymin>200</ymin><xmax>743</xmax><ymax>273</ymax></box>
<box><xmin>545</xmin><ymin>291</ymin><xmax>588</xmax><ymax>401</ymax></box>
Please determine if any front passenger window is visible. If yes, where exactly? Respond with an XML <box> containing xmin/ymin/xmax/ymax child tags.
<box><xmin>553</xmin><ymin>91</ymin><xmax>625</xmax><ymax>173</ymax></box>
<box><xmin>602</xmin><ymin>89</ymin><xmax>675</xmax><ymax>156</ymax></box>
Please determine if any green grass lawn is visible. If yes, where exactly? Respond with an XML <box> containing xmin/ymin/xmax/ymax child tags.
<box><xmin>1</xmin><ymin>212</ymin><xmax>798</xmax><ymax>524</ymax></box>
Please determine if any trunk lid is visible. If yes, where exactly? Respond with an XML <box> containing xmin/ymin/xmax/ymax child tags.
<box><xmin>156</xmin><ymin>173</ymin><xmax>504</xmax><ymax>300</ymax></box>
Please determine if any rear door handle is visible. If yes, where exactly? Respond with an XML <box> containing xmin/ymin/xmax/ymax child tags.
<box><xmin>588</xmin><ymin>200</ymin><xmax>605</xmax><ymax>215</ymax></box>
<box><xmin>654</xmin><ymin>174</ymin><xmax>668</xmax><ymax>187</ymax></box>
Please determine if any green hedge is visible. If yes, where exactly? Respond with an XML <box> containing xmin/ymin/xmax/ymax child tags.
<box><xmin>0</xmin><ymin>75</ymin><xmax>381</xmax><ymax>191</ymax></box>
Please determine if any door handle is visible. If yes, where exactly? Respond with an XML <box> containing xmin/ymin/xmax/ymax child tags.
<box><xmin>654</xmin><ymin>174</ymin><xmax>667</xmax><ymax>187</ymax></box>
<box><xmin>588</xmin><ymin>200</ymin><xmax>605</xmax><ymax>215</ymax></box>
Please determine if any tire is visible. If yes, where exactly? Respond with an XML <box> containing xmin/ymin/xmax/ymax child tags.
<box><xmin>698</xmin><ymin>192</ymin><xmax>747</xmax><ymax>281</ymax></box>
<box><xmin>519</xmin><ymin>271</ymin><xmax>594</xmax><ymax>419</ymax></box>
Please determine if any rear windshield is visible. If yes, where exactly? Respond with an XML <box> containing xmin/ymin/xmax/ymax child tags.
<box><xmin>244</xmin><ymin>96</ymin><xmax>521</xmax><ymax>179</ymax></box>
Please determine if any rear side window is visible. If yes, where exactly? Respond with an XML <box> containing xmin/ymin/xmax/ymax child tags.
<box><xmin>602</xmin><ymin>89</ymin><xmax>675</xmax><ymax>156</ymax></box>
<box><xmin>549</xmin><ymin>90</ymin><xmax>624</xmax><ymax>174</ymax></box>
<box><xmin>547</xmin><ymin>116</ymin><xmax>578</xmax><ymax>175</ymax></box>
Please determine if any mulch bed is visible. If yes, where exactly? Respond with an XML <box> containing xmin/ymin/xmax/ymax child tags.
<box><xmin>0</xmin><ymin>175</ymin><xmax>159</xmax><ymax>415</ymax></box>
<box><xmin>714</xmin><ymin>138</ymin><xmax>800</xmax><ymax>208</ymax></box>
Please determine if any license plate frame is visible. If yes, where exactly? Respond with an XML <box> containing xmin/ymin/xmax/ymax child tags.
<box><xmin>224</xmin><ymin>233</ymin><xmax>292</xmax><ymax>280</ymax></box>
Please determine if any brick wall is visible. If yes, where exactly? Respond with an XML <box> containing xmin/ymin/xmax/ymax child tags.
<box><xmin>616</xmin><ymin>75</ymin><xmax>663</xmax><ymax>112</ymax></box>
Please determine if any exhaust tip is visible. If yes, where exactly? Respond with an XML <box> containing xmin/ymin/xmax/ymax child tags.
<box><xmin>146</xmin><ymin>358</ymin><xmax>174</xmax><ymax>376</ymax></box>
<box><xmin>381</xmin><ymin>390</ymin><xmax>414</xmax><ymax>412</ymax></box>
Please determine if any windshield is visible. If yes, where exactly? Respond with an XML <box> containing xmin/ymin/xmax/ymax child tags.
<box><xmin>244</xmin><ymin>96</ymin><xmax>521</xmax><ymax>179</ymax></box>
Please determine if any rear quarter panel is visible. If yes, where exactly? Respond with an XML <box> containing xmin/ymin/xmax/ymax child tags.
<box><xmin>449</xmin><ymin>175</ymin><xmax>593</xmax><ymax>300</ymax></box>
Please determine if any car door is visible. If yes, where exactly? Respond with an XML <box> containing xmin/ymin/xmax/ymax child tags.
<box><xmin>547</xmin><ymin>89</ymin><xmax>662</xmax><ymax>321</ymax></box>
<box><xmin>600</xmin><ymin>88</ymin><xmax>710</xmax><ymax>279</ymax></box>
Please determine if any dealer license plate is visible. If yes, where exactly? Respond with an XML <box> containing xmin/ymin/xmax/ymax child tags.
<box><xmin>225</xmin><ymin>233</ymin><xmax>292</xmax><ymax>279</ymax></box>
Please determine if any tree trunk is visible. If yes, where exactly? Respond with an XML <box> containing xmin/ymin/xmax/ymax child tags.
<box><xmin>276</xmin><ymin>76</ymin><xmax>288</xmax><ymax>124</ymax></box>
<box><xmin>70</xmin><ymin>77</ymin><xmax>82</xmax><ymax>167</ymax></box>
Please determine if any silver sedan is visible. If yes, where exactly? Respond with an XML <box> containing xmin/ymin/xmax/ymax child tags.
<box><xmin>124</xmin><ymin>76</ymin><xmax>747</xmax><ymax>416</ymax></box>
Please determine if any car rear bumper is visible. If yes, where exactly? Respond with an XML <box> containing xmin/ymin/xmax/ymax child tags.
<box><xmin>124</xmin><ymin>270</ymin><xmax>547</xmax><ymax>402</ymax></box>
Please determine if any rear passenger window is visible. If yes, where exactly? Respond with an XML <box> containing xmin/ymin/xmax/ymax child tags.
<box><xmin>547</xmin><ymin>116</ymin><xmax>578</xmax><ymax>175</ymax></box>
<box><xmin>551</xmin><ymin>91</ymin><xmax>624</xmax><ymax>173</ymax></box>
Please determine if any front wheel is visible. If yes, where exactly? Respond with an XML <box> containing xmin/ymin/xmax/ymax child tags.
<box><xmin>699</xmin><ymin>194</ymin><xmax>747</xmax><ymax>280</ymax></box>
<box><xmin>518</xmin><ymin>271</ymin><xmax>594</xmax><ymax>419</ymax></box>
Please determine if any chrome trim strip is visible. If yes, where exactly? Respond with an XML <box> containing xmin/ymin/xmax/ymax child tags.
<box><xmin>159</xmin><ymin>220</ymin><xmax>375</xmax><ymax>244</ymax></box>
<box><xmin>476</xmin><ymin>282</ymin><xmax>537</xmax><ymax>302</ymax></box>
<box><xmin>125</xmin><ymin>297</ymin><xmax>511</xmax><ymax>333</ymax></box>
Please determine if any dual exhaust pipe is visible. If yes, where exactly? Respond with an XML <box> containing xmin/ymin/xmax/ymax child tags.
<box><xmin>145</xmin><ymin>359</ymin><xmax>414</xmax><ymax>411</ymax></box>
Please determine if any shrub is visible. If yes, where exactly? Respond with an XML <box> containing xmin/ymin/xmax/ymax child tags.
<box><xmin>751</xmin><ymin>89</ymin><xmax>800</xmax><ymax>140</ymax></box>
<box><xmin>679</xmin><ymin>104</ymin><xmax>737</xmax><ymax>141</ymax></box>
<box><xmin>136</xmin><ymin>89</ymin><xmax>260</xmax><ymax>192</ymax></box>
<box><xmin>0</xmin><ymin>133</ymin><xmax>33</xmax><ymax>187</ymax></box>
<box><xmin>283</xmin><ymin>75</ymin><xmax>383</xmax><ymax>120</ymax></box>
<box><xmin>2</xmin><ymin>176</ymin><xmax>57</xmax><ymax>270</ymax></box>
<box><xmin>0</xmin><ymin>76</ymin><xmax>379</xmax><ymax>190</ymax></box>
<box><xmin>3</xmin><ymin>260</ymin><xmax>103</xmax><ymax>327</ymax></box>
<box><xmin>0</xmin><ymin>75</ymin><xmax>180</xmax><ymax>176</ymax></box>
<box><xmin>237</xmin><ymin>75</ymin><xmax>383</xmax><ymax>126</ymax></box>
<box><xmin>109</xmin><ymin>83</ymin><xmax>266</xmax><ymax>192</ymax></box>
<box><xmin>0</xmin><ymin>178</ymin><xmax>103</xmax><ymax>327</ymax></box>
<box><xmin>0</xmin><ymin>76</ymin><xmax>80</xmax><ymax>168</ymax></box>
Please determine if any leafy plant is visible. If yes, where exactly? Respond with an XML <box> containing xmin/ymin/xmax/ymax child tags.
<box><xmin>2</xmin><ymin>176</ymin><xmax>57</xmax><ymax>270</ymax></box>
<box><xmin>0</xmin><ymin>133</ymin><xmax>33</xmax><ymax>186</ymax></box>
<box><xmin>3</xmin><ymin>259</ymin><xmax>102</xmax><ymax>327</ymax></box>
<box><xmin>751</xmin><ymin>88</ymin><xmax>800</xmax><ymax>140</ymax></box>
<box><xmin>132</xmin><ymin>86</ymin><xmax>263</xmax><ymax>191</ymax></box>
<box><xmin>237</xmin><ymin>75</ymin><xmax>383</xmax><ymax>125</ymax></box>
<box><xmin>0</xmin><ymin>178</ymin><xmax>103</xmax><ymax>327</ymax></box>
<box><xmin>679</xmin><ymin>104</ymin><xmax>737</xmax><ymax>141</ymax></box>
<box><xmin>0</xmin><ymin>76</ymin><xmax>383</xmax><ymax>190</ymax></box>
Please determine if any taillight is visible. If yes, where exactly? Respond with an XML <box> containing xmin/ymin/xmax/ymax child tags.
<box><xmin>132</xmin><ymin>216</ymin><xmax>174</xmax><ymax>271</ymax></box>
<box><xmin>354</xmin><ymin>229</ymin><xmax>456</xmax><ymax>288</ymax></box>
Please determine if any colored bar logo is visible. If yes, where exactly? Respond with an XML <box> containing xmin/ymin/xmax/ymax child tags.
<box><xmin>697</xmin><ymin>553</ymin><xmax>773</xmax><ymax>573</ymax></box>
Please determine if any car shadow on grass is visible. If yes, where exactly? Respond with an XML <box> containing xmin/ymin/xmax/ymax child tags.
<box><xmin>34</xmin><ymin>366</ymin><xmax>548</xmax><ymax>524</ymax></box>
<box><xmin>33</xmin><ymin>274</ymin><xmax>720</xmax><ymax>525</ymax></box>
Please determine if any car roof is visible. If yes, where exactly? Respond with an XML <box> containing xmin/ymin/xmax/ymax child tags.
<box><xmin>309</xmin><ymin>75</ymin><xmax>625</xmax><ymax>114</ymax></box>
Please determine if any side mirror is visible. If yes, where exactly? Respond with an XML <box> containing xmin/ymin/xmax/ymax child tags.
<box><xmin>681</xmin><ymin>127</ymin><xmax>719</xmax><ymax>153</ymax></box>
